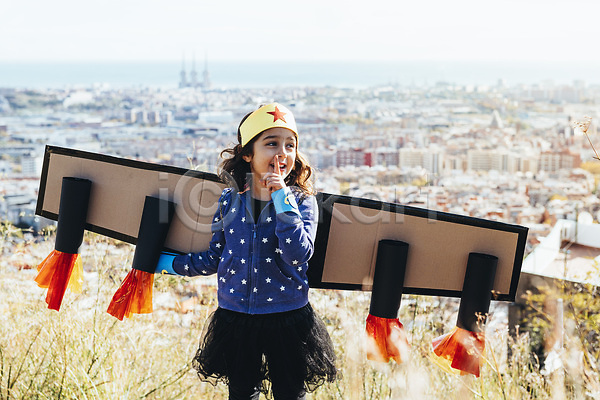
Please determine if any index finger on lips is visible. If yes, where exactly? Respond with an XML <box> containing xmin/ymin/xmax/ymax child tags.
<box><xmin>273</xmin><ymin>155</ymin><xmax>281</xmax><ymax>176</ymax></box>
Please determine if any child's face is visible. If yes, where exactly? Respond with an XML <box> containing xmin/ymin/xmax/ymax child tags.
<box><xmin>243</xmin><ymin>127</ymin><xmax>297</xmax><ymax>184</ymax></box>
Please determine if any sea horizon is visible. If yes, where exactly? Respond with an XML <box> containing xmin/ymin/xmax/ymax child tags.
<box><xmin>1</xmin><ymin>59</ymin><xmax>599</xmax><ymax>89</ymax></box>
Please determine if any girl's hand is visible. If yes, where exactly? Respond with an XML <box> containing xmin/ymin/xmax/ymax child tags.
<box><xmin>263</xmin><ymin>155</ymin><xmax>287</xmax><ymax>193</ymax></box>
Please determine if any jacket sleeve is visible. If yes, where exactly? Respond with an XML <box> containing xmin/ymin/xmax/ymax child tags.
<box><xmin>272</xmin><ymin>189</ymin><xmax>318</xmax><ymax>267</ymax></box>
<box><xmin>172</xmin><ymin>190</ymin><xmax>229</xmax><ymax>277</ymax></box>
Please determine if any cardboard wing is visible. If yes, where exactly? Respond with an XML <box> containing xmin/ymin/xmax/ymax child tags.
<box><xmin>36</xmin><ymin>145</ymin><xmax>528</xmax><ymax>301</ymax></box>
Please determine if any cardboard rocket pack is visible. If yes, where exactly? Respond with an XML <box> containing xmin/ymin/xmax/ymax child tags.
<box><xmin>35</xmin><ymin>145</ymin><xmax>528</xmax><ymax>375</ymax></box>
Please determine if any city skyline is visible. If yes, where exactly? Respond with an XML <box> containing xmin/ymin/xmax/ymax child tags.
<box><xmin>2</xmin><ymin>0</ymin><xmax>600</xmax><ymax>63</ymax></box>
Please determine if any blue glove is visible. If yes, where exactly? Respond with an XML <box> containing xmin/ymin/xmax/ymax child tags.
<box><xmin>271</xmin><ymin>187</ymin><xmax>301</xmax><ymax>217</ymax></box>
<box><xmin>156</xmin><ymin>251</ymin><xmax>178</xmax><ymax>275</ymax></box>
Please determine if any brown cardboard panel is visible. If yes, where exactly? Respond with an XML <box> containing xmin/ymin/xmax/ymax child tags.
<box><xmin>376</xmin><ymin>211</ymin><xmax>518</xmax><ymax>294</ymax></box>
<box><xmin>165</xmin><ymin>172</ymin><xmax>207</xmax><ymax>252</ymax></box>
<box><xmin>49</xmin><ymin>155</ymin><xmax>163</xmax><ymax>240</ymax></box>
<box><xmin>40</xmin><ymin>149</ymin><xmax>225</xmax><ymax>254</ymax></box>
<box><xmin>43</xmin><ymin>155</ymin><xmax>85</xmax><ymax>215</ymax></box>
<box><xmin>322</xmin><ymin>203</ymin><xmax>520</xmax><ymax>296</ymax></box>
<box><xmin>189</xmin><ymin>178</ymin><xmax>223</xmax><ymax>253</ymax></box>
<box><xmin>85</xmin><ymin>159</ymin><xmax>153</xmax><ymax>237</ymax></box>
<box><xmin>37</xmin><ymin>146</ymin><xmax>527</xmax><ymax>299</ymax></box>
<box><xmin>321</xmin><ymin>204</ymin><xmax>381</xmax><ymax>286</ymax></box>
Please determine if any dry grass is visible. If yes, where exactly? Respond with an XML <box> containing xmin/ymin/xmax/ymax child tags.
<box><xmin>0</xmin><ymin>226</ymin><xmax>593</xmax><ymax>399</ymax></box>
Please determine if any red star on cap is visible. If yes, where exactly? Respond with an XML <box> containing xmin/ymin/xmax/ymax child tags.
<box><xmin>267</xmin><ymin>106</ymin><xmax>287</xmax><ymax>123</ymax></box>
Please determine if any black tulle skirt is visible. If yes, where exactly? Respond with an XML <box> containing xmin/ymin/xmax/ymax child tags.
<box><xmin>192</xmin><ymin>303</ymin><xmax>337</xmax><ymax>396</ymax></box>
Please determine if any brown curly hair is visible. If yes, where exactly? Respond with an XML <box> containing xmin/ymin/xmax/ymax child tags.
<box><xmin>219</xmin><ymin>110</ymin><xmax>315</xmax><ymax>195</ymax></box>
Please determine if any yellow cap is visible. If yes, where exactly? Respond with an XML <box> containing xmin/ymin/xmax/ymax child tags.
<box><xmin>239</xmin><ymin>103</ymin><xmax>297</xmax><ymax>147</ymax></box>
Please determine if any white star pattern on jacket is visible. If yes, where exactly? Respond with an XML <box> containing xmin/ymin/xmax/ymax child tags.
<box><xmin>172</xmin><ymin>187</ymin><xmax>317</xmax><ymax>314</ymax></box>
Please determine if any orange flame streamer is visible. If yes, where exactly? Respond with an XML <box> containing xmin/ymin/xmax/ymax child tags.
<box><xmin>431</xmin><ymin>326</ymin><xmax>485</xmax><ymax>377</ymax></box>
<box><xmin>365</xmin><ymin>314</ymin><xmax>409</xmax><ymax>363</ymax></box>
<box><xmin>35</xmin><ymin>250</ymin><xmax>83</xmax><ymax>311</ymax></box>
<box><xmin>106</xmin><ymin>269</ymin><xmax>154</xmax><ymax>320</ymax></box>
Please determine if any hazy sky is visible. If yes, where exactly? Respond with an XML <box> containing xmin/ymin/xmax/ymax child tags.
<box><xmin>2</xmin><ymin>0</ymin><xmax>600</xmax><ymax>63</ymax></box>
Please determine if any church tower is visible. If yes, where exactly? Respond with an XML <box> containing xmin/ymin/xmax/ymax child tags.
<box><xmin>190</xmin><ymin>53</ymin><xmax>199</xmax><ymax>88</ymax></box>
<box><xmin>202</xmin><ymin>53</ymin><xmax>211</xmax><ymax>89</ymax></box>
<box><xmin>490</xmin><ymin>110</ymin><xmax>504</xmax><ymax>129</ymax></box>
<box><xmin>179</xmin><ymin>54</ymin><xmax>188</xmax><ymax>89</ymax></box>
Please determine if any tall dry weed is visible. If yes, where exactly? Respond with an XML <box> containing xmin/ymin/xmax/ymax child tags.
<box><xmin>0</xmin><ymin>226</ymin><xmax>595</xmax><ymax>399</ymax></box>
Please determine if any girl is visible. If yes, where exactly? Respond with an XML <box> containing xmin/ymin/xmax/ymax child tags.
<box><xmin>157</xmin><ymin>103</ymin><xmax>337</xmax><ymax>400</ymax></box>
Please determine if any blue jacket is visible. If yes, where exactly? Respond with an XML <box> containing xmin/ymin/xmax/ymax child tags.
<box><xmin>172</xmin><ymin>187</ymin><xmax>318</xmax><ymax>314</ymax></box>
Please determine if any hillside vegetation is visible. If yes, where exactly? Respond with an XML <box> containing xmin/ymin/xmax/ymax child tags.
<box><xmin>0</xmin><ymin>226</ymin><xmax>594</xmax><ymax>399</ymax></box>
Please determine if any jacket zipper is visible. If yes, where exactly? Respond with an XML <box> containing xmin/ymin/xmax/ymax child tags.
<box><xmin>249</xmin><ymin>201</ymin><xmax>271</xmax><ymax>313</ymax></box>
<box><xmin>249</xmin><ymin>223</ymin><xmax>257</xmax><ymax>312</ymax></box>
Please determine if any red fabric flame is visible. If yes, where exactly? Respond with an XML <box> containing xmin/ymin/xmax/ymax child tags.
<box><xmin>35</xmin><ymin>250</ymin><xmax>81</xmax><ymax>311</ymax></box>
<box><xmin>432</xmin><ymin>326</ymin><xmax>485</xmax><ymax>377</ymax></box>
<box><xmin>365</xmin><ymin>314</ymin><xmax>409</xmax><ymax>363</ymax></box>
<box><xmin>107</xmin><ymin>269</ymin><xmax>154</xmax><ymax>320</ymax></box>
